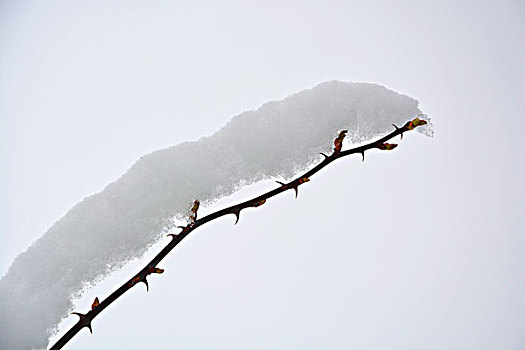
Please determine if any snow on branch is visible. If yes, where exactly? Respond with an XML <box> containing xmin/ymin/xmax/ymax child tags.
<box><xmin>49</xmin><ymin>116</ymin><xmax>429</xmax><ymax>350</ymax></box>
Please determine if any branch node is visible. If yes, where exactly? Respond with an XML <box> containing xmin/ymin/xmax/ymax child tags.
<box><xmin>71</xmin><ymin>312</ymin><xmax>93</xmax><ymax>334</ymax></box>
<box><xmin>293</xmin><ymin>177</ymin><xmax>310</xmax><ymax>198</ymax></box>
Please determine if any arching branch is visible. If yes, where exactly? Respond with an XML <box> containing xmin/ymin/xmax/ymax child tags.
<box><xmin>49</xmin><ymin>117</ymin><xmax>427</xmax><ymax>350</ymax></box>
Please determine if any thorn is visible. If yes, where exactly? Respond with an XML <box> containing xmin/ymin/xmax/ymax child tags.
<box><xmin>141</xmin><ymin>278</ymin><xmax>149</xmax><ymax>292</ymax></box>
<box><xmin>292</xmin><ymin>177</ymin><xmax>309</xmax><ymax>198</ymax></box>
<box><xmin>87</xmin><ymin>323</ymin><xmax>93</xmax><ymax>334</ymax></box>
<box><xmin>319</xmin><ymin>152</ymin><xmax>329</xmax><ymax>159</ymax></box>
<box><xmin>176</xmin><ymin>225</ymin><xmax>186</xmax><ymax>229</ymax></box>
<box><xmin>276</xmin><ymin>181</ymin><xmax>286</xmax><ymax>187</ymax></box>
<box><xmin>71</xmin><ymin>312</ymin><xmax>85</xmax><ymax>319</ymax></box>
<box><xmin>360</xmin><ymin>151</ymin><xmax>365</xmax><ymax>162</ymax></box>
<box><xmin>167</xmin><ymin>233</ymin><xmax>176</xmax><ymax>239</ymax></box>
<box><xmin>392</xmin><ymin>124</ymin><xmax>403</xmax><ymax>139</ymax></box>
<box><xmin>233</xmin><ymin>210</ymin><xmax>240</xmax><ymax>225</ymax></box>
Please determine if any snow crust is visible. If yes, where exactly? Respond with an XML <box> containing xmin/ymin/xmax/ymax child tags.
<box><xmin>0</xmin><ymin>81</ymin><xmax>432</xmax><ymax>349</ymax></box>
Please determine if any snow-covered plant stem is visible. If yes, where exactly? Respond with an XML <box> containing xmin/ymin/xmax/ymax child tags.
<box><xmin>49</xmin><ymin>117</ymin><xmax>427</xmax><ymax>350</ymax></box>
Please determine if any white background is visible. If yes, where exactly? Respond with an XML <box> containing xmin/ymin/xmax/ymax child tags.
<box><xmin>1</xmin><ymin>1</ymin><xmax>524</xmax><ymax>349</ymax></box>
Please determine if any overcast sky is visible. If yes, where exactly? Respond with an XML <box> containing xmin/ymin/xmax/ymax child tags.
<box><xmin>1</xmin><ymin>1</ymin><xmax>524</xmax><ymax>349</ymax></box>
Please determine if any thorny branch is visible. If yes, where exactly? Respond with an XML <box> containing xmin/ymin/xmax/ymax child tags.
<box><xmin>49</xmin><ymin>117</ymin><xmax>428</xmax><ymax>350</ymax></box>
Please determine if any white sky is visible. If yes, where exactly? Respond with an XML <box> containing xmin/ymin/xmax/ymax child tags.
<box><xmin>1</xmin><ymin>1</ymin><xmax>524</xmax><ymax>349</ymax></box>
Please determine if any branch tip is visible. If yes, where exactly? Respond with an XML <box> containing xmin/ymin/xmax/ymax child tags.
<box><xmin>406</xmin><ymin>117</ymin><xmax>427</xmax><ymax>130</ymax></box>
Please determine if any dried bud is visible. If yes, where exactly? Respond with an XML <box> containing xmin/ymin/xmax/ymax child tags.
<box><xmin>298</xmin><ymin>177</ymin><xmax>310</xmax><ymax>184</ymax></box>
<box><xmin>148</xmin><ymin>267</ymin><xmax>164</xmax><ymax>274</ymax></box>
<box><xmin>334</xmin><ymin>130</ymin><xmax>348</xmax><ymax>152</ymax></box>
<box><xmin>254</xmin><ymin>199</ymin><xmax>266</xmax><ymax>207</ymax></box>
<box><xmin>191</xmin><ymin>200</ymin><xmax>200</xmax><ymax>213</ymax></box>
<box><xmin>129</xmin><ymin>276</ymin><xmax>141</xmax><ymax>287</ymax></box>
<box><xmin>91</xmin><ymin>297</ymin><xmax>99</xmax><ymax>309</ymax></box>
<box><xmin>407</xmin><ymin>117</ymin><xmax>427</xmax><ymax>130</ymax></box>
<box><xmin>377</xmin><ymin>143</ymin><xmax>398</xmax><ymax>150</ymax></box>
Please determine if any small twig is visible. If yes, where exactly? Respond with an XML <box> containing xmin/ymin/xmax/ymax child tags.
<box><xmin>49</xmin><ymin>117</ymin><xmax>427</xmax><ymax>350</ymax></box>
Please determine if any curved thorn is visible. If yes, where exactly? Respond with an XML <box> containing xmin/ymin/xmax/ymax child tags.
<box><xmin>361</xmin><ymin>151</ymin><xmax>365</xmax><ymax>162</ymax></box>
<box><xmin>293</xmin><ymin>186</ymin><xmax>299</xmax><ymax>198</ymax></box>
<box><xmin>276</xmin><ymin>181</ymin><xmax>285</xmax><ymax>186</ymax></box>
<box><xmin>233</xmin><ymin>210</ymin><xmax>240</xmax><ymax>225</ymax></box>
<box><xmin>392</xmin><ymin>124</ymin><xmax>403</xmax><ymax>139</ymax></box>
<box><xmin>71</xmin><ymin>312</ymin><xmax>84</xmax><ymax>319</ymax></box>
<box><xmin>319</xmin><ymin>152</ymin><xmax>329</xmax><ymax>159</ymax></box>
<box><xmin>167</xmin><ymin>233</ymin><xmax>176</xmax><ymax>239</ymax></box>
<box><xmin>87</xmin><ymin>324</ymin><xmax>93</xmax><ymax>334</ymax></box>
<box><xmin>141</xmin><ymin>278</ymin><xmax>149</xmax><ymax>292</ymax></box>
